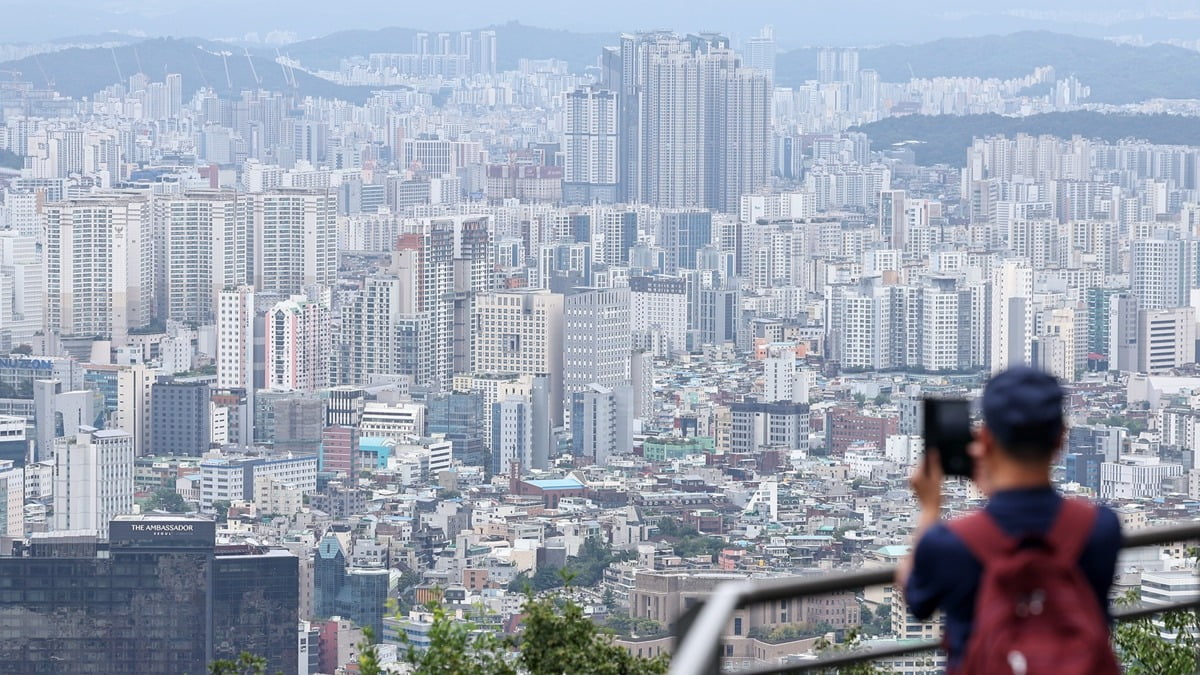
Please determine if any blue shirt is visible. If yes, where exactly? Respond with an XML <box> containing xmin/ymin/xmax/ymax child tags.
<box><xmin>904</xmin><ymin>487</ymin><xmax>1122</xmax><ymax>664</ymax></box>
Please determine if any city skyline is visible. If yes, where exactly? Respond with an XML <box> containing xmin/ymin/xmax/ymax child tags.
<box><xmin>0</xmin><ymin>8</ymin><xmax>1195</xmax><ymax>674</ymax></box>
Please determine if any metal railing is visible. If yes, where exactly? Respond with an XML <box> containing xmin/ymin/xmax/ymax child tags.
<box><xmin>669</xmin><ymin>521</ymin><xmax>1200</xmax><ymax>675</ymax></box>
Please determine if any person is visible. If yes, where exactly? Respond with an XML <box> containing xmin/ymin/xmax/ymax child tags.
<box><xmin>895</xmin><ymin>366</ymin><xmax>1122</xmax><ymax>671</ymax></box>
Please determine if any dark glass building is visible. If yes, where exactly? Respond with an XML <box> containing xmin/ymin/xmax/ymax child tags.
<box><xmin>149</xmin><ymin>377</ymin><xmax>212</xmax><ymax>456</ymax></box>
<box><xmin>0</xmin><ymin>516</ymin><xmax>298</xmax><ymax>674</ymax></box>
<box><xmin>423</xmin><ymin>390</ymin><xmax>486</xmax><ymax>469</ymax></box>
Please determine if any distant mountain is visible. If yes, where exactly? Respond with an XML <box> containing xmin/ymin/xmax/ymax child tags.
<box><xmin>853</xmin><ymin>112</ymin><xmax>1200</xmax><ymax>166</ymax></box>
<box><xmin>0</xmin><ymin>38</ymin><xmax>401</xmax><ymax>104</ymax></box>
<box><xmin>777</xmin><ymin>31</ymin><xmax>1200</xmax><ymax>104</ymax></box>
<box><xmin>282</xmin><ymin>21</ymin><xmax>614</xmax><ymax>72</ymax></box>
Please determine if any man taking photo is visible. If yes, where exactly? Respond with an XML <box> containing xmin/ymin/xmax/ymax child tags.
<box><xmin>896</xmin><ymin>366</ymin><xmax>1122</xmax><ymax>674</ymax></box>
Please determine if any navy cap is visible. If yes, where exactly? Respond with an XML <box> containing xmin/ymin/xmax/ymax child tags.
<box><xmin>982</xmin><ymin>366</ymin><xmax>1064</xmax><ymax>448</ymax></box>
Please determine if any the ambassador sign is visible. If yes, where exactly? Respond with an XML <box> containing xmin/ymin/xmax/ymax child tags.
<box><xmin>128</xmin><ymin>523</ymin><xmax>196</xmax><ymax>536</ymax></box>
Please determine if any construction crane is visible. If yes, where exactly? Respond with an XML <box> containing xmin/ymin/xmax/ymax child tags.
<box><xmin>244</xmin><ymin>48</ymin><xmax>262</xmax><ymax>86</ymax></box>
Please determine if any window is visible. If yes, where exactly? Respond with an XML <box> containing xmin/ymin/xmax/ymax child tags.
<box><xmin>733</xmin><ymin>617</ymin><xmax>742</xmax><ymax>636</ymax></box>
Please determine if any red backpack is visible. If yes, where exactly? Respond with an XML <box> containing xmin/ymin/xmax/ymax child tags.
<box><xmin>947</xmin><ymin>499</ymin><xmax>1119</xmax><ymax>675</ymax></box>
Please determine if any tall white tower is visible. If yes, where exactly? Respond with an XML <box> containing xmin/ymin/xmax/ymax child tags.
<box><xmin>991</xmin><ymin>259</ymin><xmax>1034</xmax><ymax>373</ymax></box>
<box><xmin>53</xmin><ymin>427</ymin><xmax>134</xmax><ymax>535</ymax></box>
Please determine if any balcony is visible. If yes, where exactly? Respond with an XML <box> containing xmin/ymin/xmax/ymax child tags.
<box><xmin>669</xmin><ymin>521</ymin><xmax>1200</xmax><ymax>675</ymax></box>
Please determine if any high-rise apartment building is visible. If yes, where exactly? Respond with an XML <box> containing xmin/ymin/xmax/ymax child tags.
<box><xmin>562</xmin><ymin>87</ymin><xmax>619</xmax><ymax>204</ymax></box>
<box><xmin>155</xmin><ymin>190</ymin><xmax>249</xmax><ymax>325</ymax></box>
<box><xmin>266</xmin><ymin>293</ymin><xmax>331</xmax><ymax>393</ymax></box>
<box><xmin>44</xmin><ymin>194</ymin><xmax>154</xmax><ymax>344</ymax></box>
<box><xmin>52</xmin><ymin>427</ymin><xmax>134</xmax><ymax>534</ymax></box>
<box><xmin>601</xmin><ymin>33</ymin><xmax>770</xmax><ymax>212</ymax></box>
<box><xmin>1131</xmin><ymin>235</ymin><xmax>1189</xmax><ymax>311</ymax></box>
<box><xmin>990</xmin><ymin>259</ymin><xmax>1034</xmax><ymax>373</ymax></box>
<box><xmin>250</xmin><ymin>188</ymin><xmax>337</xmax><ymax>295</ymax></box>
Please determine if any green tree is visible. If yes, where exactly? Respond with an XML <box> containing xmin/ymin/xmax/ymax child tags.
<box><xmin>853</xmin><ymin>393</ymin><xmax>867</xmax><ymax>407</ymax></box>
<box><xmin>1114</xmin><ymin>588</ymin><xmax>1199</xmax><ymax>675</ymax></box>
<box><xmin>146</xmin><ymin>487</ymin><xmax>188</xmax><ymax>513</ymax></box>
<box><xmin>519</xmin><ymin>593</ymin><xmax>668</xmax><ymax>675</ymax></box>
<box><xmin>212</xmin><ymin>500</ymin><xmax>231</xmax><ymax>521</ymax></box>
<box><xmin>811</xmin><ymin>628</ymin><xmax>892</xmax><ymax>674</ymax></box>
<box><xmin>208</xmin><ymin>652</ymin><xmax>269</xmax><ymax>675</ymax></box>
<box><xmin>401</xmin><ymin>601</ymin><xmax>516</xmax><ymax>675</ymax></box>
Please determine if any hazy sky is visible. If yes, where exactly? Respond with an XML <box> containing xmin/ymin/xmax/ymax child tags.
<box><xmin>3</xmin><ymin>0</ymin><xmax>1200</xmax><ymax>45</ymax></box>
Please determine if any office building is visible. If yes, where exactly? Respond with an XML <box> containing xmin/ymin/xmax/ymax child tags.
<box><xmin>1137</xmin><ymin>307</ymin><xmax>1196</xmax><ymax>374</ymax></box>
<box><xmin>0</xmin><ymin>459</ymin><xmax>22</xmax><ymax>537</ymax></box>
<box><xmin>570</xmin><ymin>384</ymin><xmax>633</xmax><ymax>464</ymax></box>
<box><xmin>730</xmin><ymin>400</ymin><xmax>810</xmax><ymax>454</ymax></box>
<box><xmin>630</xmin><ymin>275</ymin><xmax>689</xmax><ymax>359</ymax></box>
<box><xmin>0</xmin><ymin>516</ymin><xmax>298</xmax><ymax>674</ymax></box>
<box><xmin>473</xmin><ymin>290</ymin><xmax>565</xmax><ymax>425</ymax></box>
<box><xmin>52</xmin><ymin>427</ymin><xmax>134</xmax><ymax>534</ymax></box>
<box><xmin>199</xmin><ymin>450</ymin><xmax>317</xmax><ymax>510</ymax></box>
<box><xmin>149</xmin><ymin>376</ymin><xmax>211</xmax><ymax>456</ymax></box>
<box><xmin>563</xmin><ymin>286</ymin><xmax>631</xmax><ymax>417</ymax></box>
<box><xmin>424</xmin><ymin>390</ymin><xmax>486</xmax><ymax>469</ymax></box>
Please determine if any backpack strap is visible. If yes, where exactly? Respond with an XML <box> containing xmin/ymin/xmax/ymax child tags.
<box><xmin>947</xmin><ymin>510</ymin><xmax>1017</xmax><ymax>564</ymax></box>
<box><xmin>1046</xmin><ymin>498</ymin><xmax>1098</xmax><ymax>566</ymax></box>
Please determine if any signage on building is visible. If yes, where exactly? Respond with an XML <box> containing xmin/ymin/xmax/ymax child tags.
<box><xmin>109</xmin><ymin>519</ymin><xmax>217</xmax><ymax>547</ymax></box>
<box><xmin>0</xmin><ymin>358</ymin><xmax>53</xmax><ymax>371</ymax></box>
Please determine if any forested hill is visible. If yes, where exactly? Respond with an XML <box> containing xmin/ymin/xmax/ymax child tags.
<box><xmin>853</xmin><ymin>112</ymin><xmax>1200</xmax><ymax>166</ymax></box>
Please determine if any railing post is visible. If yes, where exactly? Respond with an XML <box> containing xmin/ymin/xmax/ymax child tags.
<box><xmin>669</xmin><ymin>580</ymin><xmax>753</xmax><ymax>675</ymax></box>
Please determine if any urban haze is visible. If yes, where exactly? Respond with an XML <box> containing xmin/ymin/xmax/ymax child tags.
<box><xmin>0</xmin><ymin>0</ymin><xmax>1195</xmax><ymax>673</ymax></box>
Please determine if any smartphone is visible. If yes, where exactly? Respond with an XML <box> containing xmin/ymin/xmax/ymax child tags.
<box><xmin>922</xmin><ymin>398</ymin><xmax>974</xmax><ymax>478</ymax></box>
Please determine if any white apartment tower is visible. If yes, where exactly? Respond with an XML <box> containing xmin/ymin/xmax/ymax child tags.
<box><xmin>0</xmin><ymin>229</ymin><xmax>44</xmax><ymax>345</ymax></box>
<box><xmin>763</xmin><ymin>346</ymin><xmax>811</xmax><ymax>404</ymax></box>
<box><xmin>217</xmin><ymin>285</ymin><xmax>256</xmax><ymax>392</ymax></box>
<box><xmin>562</xmin><ymin>87</ymin><xmax>619</xmax><ymax>204</ymax></box>
<box><xmin>990</xmin><ymin>259</ymin><xmax>1034</xmax><ymax>373</ymax></box>
<box><xmin>52</xmin><ymin>427</ymin><xmax>134</xmax><ymax>535</ymax></box>
<box><xmin>0</xmin><ymin>460</ymin><xmax>22</xmax><ymax>537</ymax></box>
<box><xmin>250</xmin><ymin>188</ymin><xmax>337</xmax><ymax>295</ymax></box>
<box><xmin>1131</xmin><ymin>236</ymin><xmax>1189</xmax><ymax>311</ymax></box>
<box><xmin>44</xmin><ymin>194</ymin><xmax>154</xmax><ymax>345</ymax></box>
<box><xmin>155</xmin><ymin>190</ymin><xmax>249</xmax><ymax>325</ymax></box>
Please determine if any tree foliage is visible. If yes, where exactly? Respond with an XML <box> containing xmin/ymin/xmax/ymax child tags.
<box><xmin>519</xmin><ymin>594</ymin><xmax>668</xmax><ymax>675</ymax></box>
<box><xmin>853</xmin><ymin>112</ymin><xmax>1200</xmax><ymax>167</ymax></box>
<box><xmin>811</xmin><ymin>628</ymin><xmax>893</xmax><ymax>674</ymax></box>
<box><xmin>144</xmin><ymin>487</ymin><xmax>189</xmax><ymax>513</ymax></box>
<box><xmin>385</xmin><ymin>592</ymin><xmax>668</xmax><ymax>675</ymax></box>
<box><xmin>399</xmin><ymin>601</ymin><xmax>516</xmax><ymax>675</ymax></box>
<box><xmin>208</xmin><ymin>652</ymin><xmax>270</xmax><ymax>675</ymax></box>
<box><xmin>1114</xmin><ymin>586</ymin><xmax>1200</xmax><ymax>675</ymax></box>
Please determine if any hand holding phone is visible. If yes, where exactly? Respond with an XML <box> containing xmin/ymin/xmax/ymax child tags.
<box><xmin>922</xmin><ymin>398</ymin><xmax>974</xmax><ymax>478</ymax></box>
